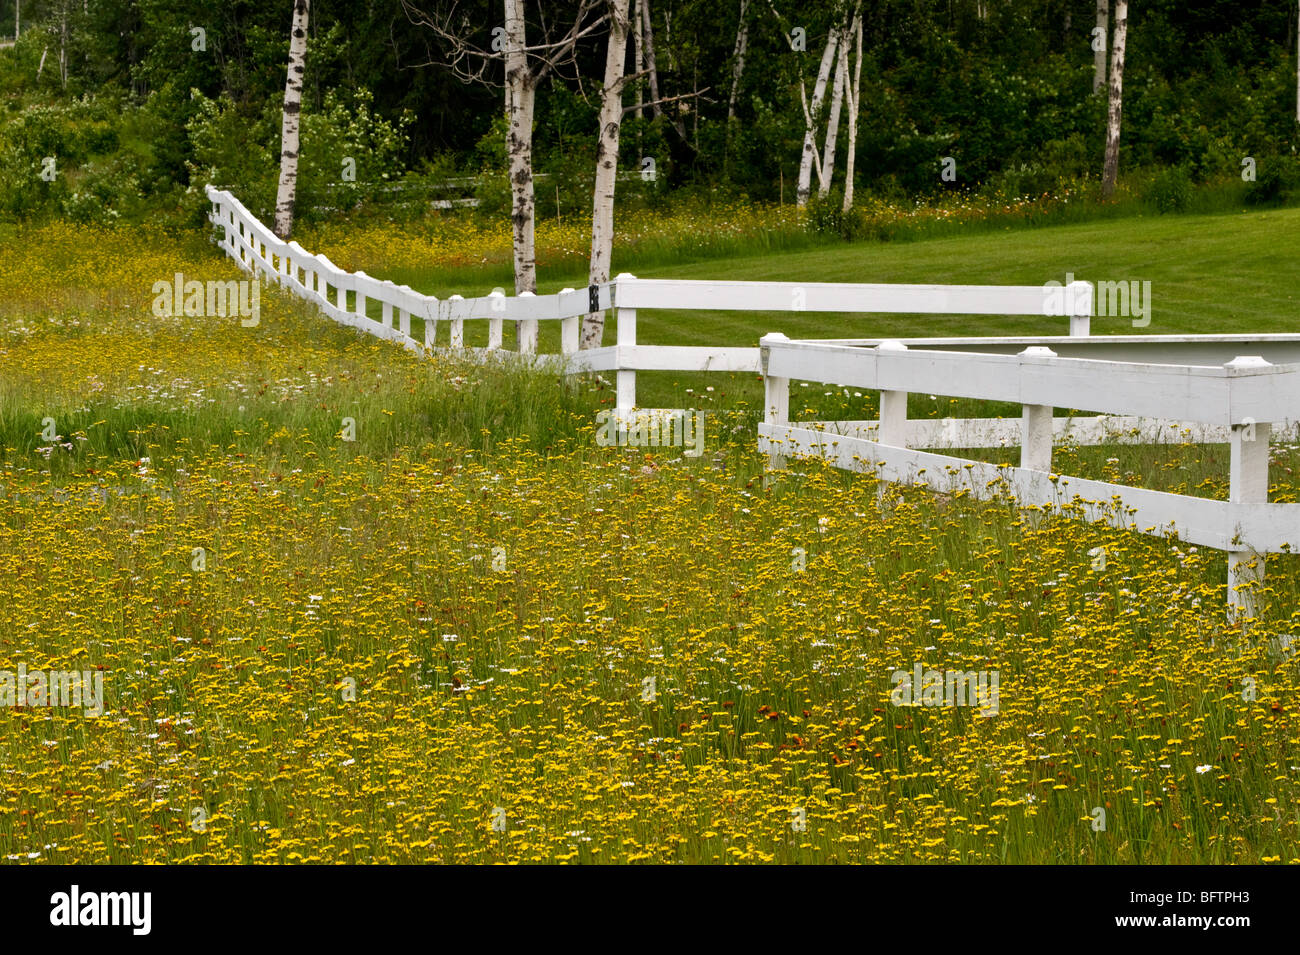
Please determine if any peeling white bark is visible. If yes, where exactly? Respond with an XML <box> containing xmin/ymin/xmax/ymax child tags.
<box><xmin>274</xmin><ymin>0</ymin><xmax>311</xmax><ymax>239</ymax></box>
<box><xmin>581</xmin><ymin>0</ymin><xmax>633</xmax><ymax>350</ymax></box>
<box><xmin>796</xmin><ymin>29</ymin><xmax>838</xmax><ymax>208</ymax></box>
<box><xmin>842</xmin><ymin>9</ymin><xmax>863</xmax><ymax>212</ymax></box>
<box><xmin>504</xmin><ymin>0</ymin><xmax>537</xmax><ymax>294</ymax></box>
<box><xmin>819</xmin><ymin>21</ymin><xmax>849</xmax><ymax>198</ymax></box>
<box><xmin>728</xmin><ymin>0</ymin><xmax>750</xmax><ymax>121</ymax></box>
<box><xmin>1101</xmin><ymin>1</ymin><xmax>1126</xmax><ymax>199</ymax></box>
<box><xmin>1093</xmin><ymin>0</ymin><xmax>1108</xmax><ymax>95</ymax></box>
<box><xmin>633</xmin><ymin>0</ymin><xmax>644</xmax><ymax>117</ymax></box>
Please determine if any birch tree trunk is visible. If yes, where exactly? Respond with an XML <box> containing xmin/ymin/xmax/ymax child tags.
<box><xmin>728</xmin><ymin>0</ymin><xmax>749</xmax><ymax>122</ymax></box>
<box><xmin>581</xmin><ymin>0</ymin><xmax>632</xmax><ymax>350</ymax></box>
<box><xmin>273</xmin><ymin>0</ymin><xmax>310</xmax><ymax>239</ymax></box>
<box><xmin>842</xmin><ymin>8</ymin><xmax>863</xmax><ymax>212</ymax></box>
<box><xmin>819</xmin><ymin>22</ymin><xmax>849</xmax><ymax>198</ymax></box>
<box><xmin>796</xmin><ymin>29</ymin><xmax>839</xmax><ymax>208</ymax></box>
<box><xmin>504</xmin><ymin>0</ymin><xmax>537</xmax><ymax>294</ymax></box>
<box><xmin>641</xmin><ymin>0</ymin><xmax>683</xmax><ymax>138</ymax></box>
<box><xmin>641</xmin><ymin>0</ymin><xmax>661</xmax><ymax>117</ymax></box>
<box><xmin>58</xmin><ymin>1</ymin><xmax>68</xmax><ymax>89</ymax></box>
<box><xmin>633</xmin><ymin>0</ymin><xmax>644</xmax><ymax>118</ymax></box>
<box><xmin>663</xmin><ymin>7</ymin><xmax>673</xmax><ymax>70</ymax></box>
<box><xmin>1101</xmin><ymin>0</ymin><xmax>1126</xmax><ymax>199</ymax></box>
<box><xmin>643</xmin><ymin>0</ymin><xmax>660</xmax><ymax>111</ymax></box>
<box><xmin>1093</xmin><ymin>0</ymin><xmax>1108</xmax><ymax>95</ymax></box>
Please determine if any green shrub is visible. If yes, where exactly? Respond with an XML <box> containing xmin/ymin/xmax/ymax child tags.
<box><xmin>984</xmin><ymin>162</ymin><xmax>1058</xmax><ymax>199</ymax></box>
<box><xmin>1244</xmin><ymin>156</ymin><xmax>1299</xmax><ymax>207</ymax></box>
<box><xmin>295</xmin><ymin>88</ymin><xmax>413</xmax><ymax>217</ymax></box>
<box><xmin>1145</xmin><ymin>166</ymin><xmax>1193</xmax><ymax>213</ymax></box>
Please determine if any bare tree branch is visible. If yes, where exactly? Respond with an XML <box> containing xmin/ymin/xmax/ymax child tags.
<box><xmin>621</xmin><ymin>87</ymin><xmax>710</xmax><ymax>118</ymax></box>
<box><xmin>400</xmin><ymin>0</ymin><xmax>605</xmax><ymax>87</ymax></box>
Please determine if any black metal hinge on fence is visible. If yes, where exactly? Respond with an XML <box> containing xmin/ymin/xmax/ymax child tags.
<box><xmin>589</xmin><ymin>284</ymin><xmax>600</xmax><ymax>314</ymax></box>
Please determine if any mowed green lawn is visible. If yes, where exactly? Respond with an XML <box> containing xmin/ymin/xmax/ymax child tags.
<box><xmin>408</xmin><ymin>205</ymin><xmax>1300</xmax><ymax>343</ymax></box>
<box><xmin>636</xmin><ymin>207</ymin><xmax>1298</xmax><ymax>407</ymax></box>
<box><xmin>386</xmin><ymin>206</ymin><xmax>1300</xmax><ymax>408</ymax></box>
<box><xmin>624</xmin><ymin>206</ymin><xmax>1300</xmax><ymax>342</ymax></box>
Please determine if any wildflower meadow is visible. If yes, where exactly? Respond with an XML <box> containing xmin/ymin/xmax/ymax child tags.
<box><xmin>1</xmin><ymin>215</ymin><xmax>1298</xmax><ymax>868</ymax></box>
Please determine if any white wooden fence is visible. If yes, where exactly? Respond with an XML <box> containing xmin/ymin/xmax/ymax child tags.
<box><xmin>206</xmin><ymin>185</ymin><xmax>1095</xmax><ymax>419</ymax></box>
<box><xmin>207</xmin><ymin>184</ymin><xmax>1300</xmax><ymax>615</ymax></box>
<box><xmin>758</xmin><ymin>334</ymin><xmax>1300</xmax><ymax>618</ymax></box>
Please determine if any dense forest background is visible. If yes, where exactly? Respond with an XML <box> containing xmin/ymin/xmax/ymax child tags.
<box><xmin>0</xmin><ymin>0</ymin><xmax>1297</xmax><ymax>228</ymax></box>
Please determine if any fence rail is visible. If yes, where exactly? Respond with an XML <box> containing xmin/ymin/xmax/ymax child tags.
<box><xmin>758</xmin><ymin>334</ymin><xmax>1300</xmax><ymax>618</ymax></box>
<box><xmin>206</xmin><ymin>184</ymin><xmax>1300</xmax><ymax>616</ymax></box>
<box><xmin>206</xmin><ymin>184</ymin><xmax>1094</xmax><ymax>416</ymax></box>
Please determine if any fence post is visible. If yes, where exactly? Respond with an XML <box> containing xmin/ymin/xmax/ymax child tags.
<box><xmin>877</xmin><ymin>340</ymin><xmax>909</xmax><ymax>447</ymax></box>
<box><xmin>761</xmin><ymin>333</ymin><xmax>790</xmax><ymax>472</ymax></box>
<box><xmin>559</xmin><ymin>289</ymin><xmax>579</xmax><ymax>355</ymax></box>
<box><xmin>355</xmin><ymin>272</ymin><xmax>369</xmax><ymax>325</ymax></box>
<box><xmin>1226</xmin><ymin>356</ymin><xmax>1272</xmax><ymax>620</ymax></box>
<box><xmin>518</xmin><ymin>291</ymin><xmax>537</xmax><ymax>353</ymax></box>
<box><xmin>449</xmin><ymin>295</ymin><xmax>464</xmax><ymax>348</ymax></box>
<box><xmin>336</xmin><ymin>280</ymin><xmax>347</xmax><ymax>325</ymax></box>
<box><xmin>1019</xmin><ymin>346</ymin><xmax>1057</xmax><ymax>471</ymax></box>
<box><xmin>1068</xmin><ymin>279</ymin><xmax>1092</xmax><ymax>337</ymax></box>
<box><xmin>616</xmin><ymin>274</ymin><xmax>637</xmax><ymax>414</ymax></box>
<box><xmin>488</xmin><ymin>289</ymin><xmax>504</xmax><ymax>350</ymax></box>
<box><xmin>423</xmin><ymin>298</ymin><xmax>438</xmax><ymax>350</ymax></box>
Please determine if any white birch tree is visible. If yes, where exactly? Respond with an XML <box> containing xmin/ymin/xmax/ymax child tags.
<box><xmin>633</xmin><ymin>0</ymin><xmax>644</xmax><ymax>118</ymax></box>
<box><xmin>796</xmin><ymin>28</ymin><xmax>839</xmax><ymax>207</ymax></box>
<box><xmin>641</xmin><ymin>0</ymin><xmax>690</xmax><ymax>142</ymax></box>
<box><xmin>403</xmin><ymin>0</ymin><xmax>602</xmax><ymax>294</ymax></box>
<box><xmin>502</xmin><ymin>0</ymin><xmax>538</xmax><ymax>294</ymax></box>
<box><xmin>728</xmin><ymin>0</ymin><xmax>750</xmax><ymax>122</ymax></box>
<box><xmin>274</xmin><ymin>0</ymin><xmax>311</xmax><ymax>240</ymax></box>
<box><xmin>1093</xmin><ymin>0</ymin><xmax>1108</xmax><ymax>95</ymax></box>
<box><xmin>1101</xmin><ymin>0</ymin><xmax>1127</xmax><ymax>199</ymax></box>
<box><xmin>643</xmin><ymin>0</ymin><xmax>662</xmax><ymax>118</ymax></box>
<box><xmin>581</xmin><ymin>0</ymin><xmax>633</xmax><ymax>350</ymax></box>
<box><xmin>818</xmin><ymin>18</ymin><xmax>849</xmax><ymax>198</ymax></box>
<box><xmin>842</xmin><ymin>5</ymin><xmax>863</xmax><ymax>212</ymax></box>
